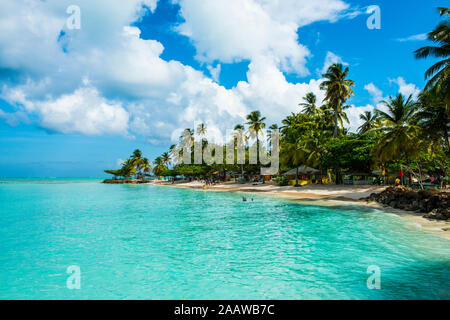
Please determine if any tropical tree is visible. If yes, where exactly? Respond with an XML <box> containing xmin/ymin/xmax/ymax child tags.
<box><xmin>233</xmin><ymin>124</ymin><xmax>248</xmax><ymax>176</ymax></box>
<box><xmin>415</xmin><ymin>88</ymin><xmax>450</xmax><ymax>150</ymax></box>
<box><xmin>246</xmin><ymin>111</ymin><xmax>266</xmax><ymax>182</ymax></box>
<box><xmin>281</xmin><ymin>140</ymin><xmax>305</xmax><ymax>187</ymax></box>
<box><xmin>142</xmin><ymin>157</ymin><xmax>152</xmax><ymax>177</ymax></box>
<box><xmin>161</xmin><ymin>152</ymin><xmax>171</xmax><ymax>167</ymax></box>
<box><xmin>153</xmin><ymin>157</ymin><xmax>168</xmax><ymax>176</ymax></box>
<box><xmin>196</xmin><ymin>123</ymin><xmax>207</xmax><ymax>136</ymax></box>
<box><xmin>320</xmin><ymin>63</ymin><xmax>355</xmax><ymax>137</ymax></box>
<box><xmin>267</xmin><ymin>124</ymin><xmax>279</xmax><ymax>145</ymax></box>
<box><xmin>121</xmin><ymin>158</ymin><xmax>137</xmax><ymax>179</ymax></box>
<box><xmin>374</xmin><ymin>94</ymin><xmax>421</xmax><ymax>163</ymax></box>
<box><xmin>358</xmin><ymin>111</ymin><xmax>379</xmax><ymax>134</ymax></box>
<box><xmin>299</xmin><ymin>92</ymin><xmax>318</xmax><ymax>117</ymax></box>
<box><xmin>414</xmin><ymin>7</ymin><xmax>449</xmax><ymax>99</ymax></box>
<box><xmin>180</xmin><ymin>128</ymin><xmax>195</xmax><ymax>144</ymax></box>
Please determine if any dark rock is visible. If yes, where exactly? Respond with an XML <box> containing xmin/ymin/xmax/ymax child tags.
<box><xmin>368</xmin><ymin>187</ymin><xmax>449</xmax><ymax>221</ymax></box>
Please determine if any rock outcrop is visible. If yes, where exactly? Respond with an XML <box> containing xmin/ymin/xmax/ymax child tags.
<box><xmin>364</xmin><ymin>186</ymin><xmax>450</xmax><ymax>221</ymax></box>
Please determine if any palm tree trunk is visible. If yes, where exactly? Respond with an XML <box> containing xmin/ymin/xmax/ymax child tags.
<box><xmin>443</xmin><ymin>127</ymin><xmax>450</xmax><ymax>151</ymax></box>
<box><xmin>333</xmin><ymin>109</ymin><xmax>338</xmax><ymax>138</ymax></box>
<box><xmin>295</xmin><ymin>167</ymin><xmax>299</xmax><ymax>187</ymax></box>
<box><xmin>257</xmin><ymin>137</ymin><xmax>265</xmax><ymax>184</ymax></box>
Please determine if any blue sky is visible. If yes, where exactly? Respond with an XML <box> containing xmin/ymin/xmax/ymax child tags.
<box><xmin>0</xmin><ymin>0</ymin><xmax>445</xmax><ymax>177</ymax></box>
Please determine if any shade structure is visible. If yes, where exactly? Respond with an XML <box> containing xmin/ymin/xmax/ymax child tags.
<box><xmin>283</xmin><ymin>166</ymin><xmax>321</xmax><ymax>176</ymax></box>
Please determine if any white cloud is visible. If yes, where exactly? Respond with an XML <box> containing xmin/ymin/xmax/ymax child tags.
<box><xmin>390</xmin><ymin>77</ymin><xmax>421</xmax><ymax>100</ymax></box>
<box><xmin>364</xmin><ymin>83</ymin><xmax>383</xmax><ymax>104</ymax></box>
<box><xmin>174</xmin><ymin>0</ymin><xmax>349</xmax><ymax>76</ymax></box>
<box><xmin>348</xmin><ymin>77</ymin><xmax>421</xmax><ymax>133</ymax></box>
<box><xmin>320</xmin><ymin>51</ymin><xmax>348</xmax><ymax>74</ymax></box>
<box><xmin>346</xmin><ymin>104</ymin><xmax>375</xmax><ymax>133</ymax></box>
<box><xmin>207</xmin><ymin>64</ymin><xmax>221</xmax><ymax>83</ymax></box>
<box><xmin>0</xmin><ymin>109</ymin><xmax>29</xmax><ymax>127</ymax></box>
<box><xmin>0</xmin><ymin>0</ymin><xmax>355</xmax><ymax>143</ymax></box>
<box><xmin>235</xmin><ymin>56</ymin><xmax>326</xmax><ymax>125</ymax></box>
<box><xmin>396</xmin><ymin>33</ymin><xmax>427</xmax><ymax>42</ymax></box>
<box><xmin>4</xmin><ymin>85</ymin><xmax>130</xmax><ymax>136</ymax></box>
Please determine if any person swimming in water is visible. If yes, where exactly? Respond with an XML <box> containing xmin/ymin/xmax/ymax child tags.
<box><xmin>243</xmin><ymin>197</ymin><xmax>247</xmax><ymax>202</ymax></box>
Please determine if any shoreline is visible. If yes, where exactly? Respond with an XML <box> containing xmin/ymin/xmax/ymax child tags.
<box><xmin>152</xmin><ymin>180</ymin><xmax>450</xmax><ymax>241</ymax></box>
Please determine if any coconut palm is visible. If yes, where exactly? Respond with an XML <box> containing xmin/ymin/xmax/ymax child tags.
<box><xmin>161</xmin><ymin>152</ymin><xmax>171</xmax><ymax>167</ymax></box>
<box><xmin>246</xmin><ymin>111</ymin><xmax>267</xmax><ymax>182</ymax></box>
<box><xmin>375</xmin><ymin>94</ymin><xmax>420</xmax><ymax>163</ymax></box>
<box><xmin>300</xmin><ymin>92</ymin><xmax>318</xmax><ymax>117</ymax></box>
<box><xmin>142</xmin><ymin>157</ymin><xmax>152</xmax><ymax>178</ymax></box>
<box><xmin>196</xmin><ymin>123</ymin><xmax>207</xmax><ymax>136</ymax></box>
<box><xmin>414</xmin><ymin>7</ymin><xmax>449</xmax><ymax>97</ymax></box>
<box><xmin>358</xmin><ymin>111</ymin><xmax>379</xmax><ymax>134</ymax></box>
<box><xmin>415</xmin><ymin>88</ymin><xmax>450</xmax><ymax>150</ymax></box>
<box><xmin>246</xmin><ymin>111</ymin><xmax>266</xmax><ymax>140</ymax></box>
<box><xmin>180</xmin><ymin>128</ymin><xmax>194</xmax><ymax>144</ymax></box>
<box><xmin>281</xmin><ymin>140</ymin><xmax>306</xmax><ymax>187</ymax></box>
<box><xmin>320</xmin><ymin>63</ymin><xmax>355</xmax><ymax>137</ymax></box>
<box><xmin>267</xmin><ymin>124</ymin><xmax>279</xmax><ymax>146</ymax></box>
<box><xmin>120</xmin><ymin>158</ymin><xmax>136</xmax><ymax>179</ymax></box>
<box><xmin>153</xmin><ymin>157</ymin><xmax>168</xmax><ymax>176</ymax></box>
<box><xmin>233</xmin><ymin>124</ymin><xmax>248</xmax><ymax>177</ymax></box>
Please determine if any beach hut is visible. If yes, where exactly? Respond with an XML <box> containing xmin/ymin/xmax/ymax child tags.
<box><xmin>282</xmin><ymin>166</ymin><xmax>325</xmax><ymax>185</ymax></box>
<box><xmin>342</xmin><ymin>172</ymin><xmax>375</xmax><ymax>185</ymax></box>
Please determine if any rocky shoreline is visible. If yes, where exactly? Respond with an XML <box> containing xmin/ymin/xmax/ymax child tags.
<box><xmin>364</xmin><ymin>186</ymin><xmax>450</xmax><ymax>221</ymax></box>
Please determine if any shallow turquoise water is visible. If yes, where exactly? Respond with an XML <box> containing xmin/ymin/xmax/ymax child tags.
<box><xmin>0</xmin><ymin>179</ymin><xmax>449</xmax><ymax>300</ymax></box>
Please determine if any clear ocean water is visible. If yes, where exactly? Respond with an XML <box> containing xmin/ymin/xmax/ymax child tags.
<box><xmin>0</xmin><ymin>179</ymin><xmax>449</xmax><ymax>300</ymax></box>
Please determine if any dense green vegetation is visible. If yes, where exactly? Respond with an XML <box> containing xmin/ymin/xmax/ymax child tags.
<box><xmin>105</xmin><ymin>7</ymin><xmax>449</xmax><ymax>188</ymax></box>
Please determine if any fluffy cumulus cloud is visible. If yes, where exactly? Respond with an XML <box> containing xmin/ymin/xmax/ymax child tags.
<box><xmin>174</xmin><ymin>0</ymin><xmax>349</xmax><ymax>75</ymax></box>
<box><xmin>320</xmin><ymin>51</ymin><xmax>348</xmax><ymax>74</ymax></box>
<box><xmin>347</xmin><ymin>77</ymin><xmax>421</xmax><ymax>132</ymax></box>
<box><xmin>0</xmin><ymin>0</ymin><xmax>356</xmax><ymax>142</ymax></box>
<box><xmin>390</xmin><ymin>77</ymin><xmax>421</xmax><ymax>100</ymax></box>
<box><xmin>364</xmin><ymin>83</ymin><xmax>384</xmax><ymax>104</ymax></box>
<box><xmin>3</xmin><ymin>85</ymin><xmax>130</xmax><ymax>135</ymax></box>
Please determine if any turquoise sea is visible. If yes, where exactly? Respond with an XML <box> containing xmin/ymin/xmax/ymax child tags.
<box><xmin>0</xmin><ymin>179</ymin><xmax>449</xmax><ymax>300</ymax></box>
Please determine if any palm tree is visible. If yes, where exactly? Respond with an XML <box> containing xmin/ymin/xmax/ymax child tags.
<box><xmin>281</xmin><ymin>140</ymin><xmax>305</xmax><ymax>187</ymax></box>
<box><xmin>358</xmin><ymin>111</ymin><xmax>379</xmax><ymax>134</ymax></box>
<box><xmin>153</xmin><ymin>157</ymin><xmax>168</xmax><ymax>176</ymax></box>
<box><xmin>120</xmin><ymin>158</ymin><xmax>136</xmax><ymax>179</ymax></box>
<box><xmin>142</xmin><ymin>157</ymin><xmax>152</xmax><ymax>178</ymax></box>
<box><xmin>246</xmin><ymin>111</ymin><xmax>266</xmax><ymax>182</ymax></box>
<box><xmin>414</xmin><ymin>7</ymin><xmax>449</xmax><ymax>98</ymax></box>
<box><xmin>196</xmin><ymin>123</ymin><xmax>207</xmax><ymax>136</ymax></box>
<box><xmin>320</xmin><ymin>63</ymin><xmax>355</xmax><ymax>138</ymax></box>
<box><xmin>299</xmin><ymin>92</ymin><xmax>318</xmax><ymax>117</ymax></box>
<box><xmin>267</xmin><ymin>124</ymin><xmax>279</xmax><ymax>145</ymax></box>
<box><xmin>130</xmin><ymin>149</ymin><xmax>143</xmax><ymax>179</ymax></box>
<box><xmin>375</xmin><ymin>94</ymin><xmax>420</xmax><ymax>163</ymax></box>
<box><xmin>233</xmin><ymin>124</ymin><xmax>248</xmax><ymax>177</ymax></box>
<box><xmin>180</xmin><ymin>128</ymin><xmax>194</xmax><ymax>144</ymax></box>
<box><xmin>416</xmin><ymin>88</ymin><xmax>450</xmax><ymax>150</ymax></box>
<box><xmin>161</xmin><ymin>152</ymin><xmax>171</xmax><ymax>167</ymax></box>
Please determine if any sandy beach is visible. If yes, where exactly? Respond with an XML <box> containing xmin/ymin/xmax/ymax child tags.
<box><xmin>151</xmin><ymin>180</ymin><xmax>450</xmax><ymax>240</ymax></box>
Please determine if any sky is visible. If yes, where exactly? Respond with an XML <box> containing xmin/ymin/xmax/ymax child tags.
<box><xmin>0</xmin><ymin>0</ymin><xmax>445</xmax><ymax>177</ymax></box>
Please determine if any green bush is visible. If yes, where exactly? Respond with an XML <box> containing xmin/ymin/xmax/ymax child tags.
<box><xmin>275</xmin><ymin>176</ymin><xmax>289</xmax><ymax>186</ymax></box>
